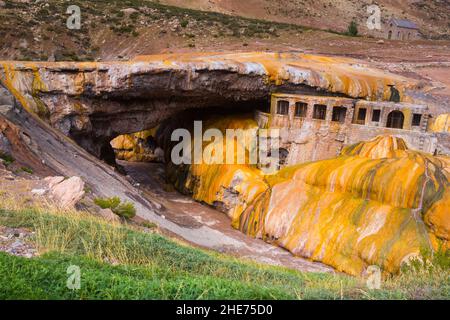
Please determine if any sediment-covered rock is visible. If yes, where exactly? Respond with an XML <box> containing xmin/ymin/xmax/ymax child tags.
<box><xmin>239</xmin><ymin>136</ymin><xmax>449</xmax><ymax>275</ymax></box>
<box><xmin>0</xmin><ymin>52</ymin><xmax>415</xmax><ymax>159</ymax></box>
<box><xmin>163</xmin><ymin>114</ymin><xmax>449</xmax><ymax>275</ymax></box>
<box><xmin>110</xmin><ymin>128</ymin><xmax>163</xmax><ymax>162</ymax></box>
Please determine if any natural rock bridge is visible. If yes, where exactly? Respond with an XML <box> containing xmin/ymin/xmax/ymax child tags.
<box><xmin>2</xmin><ymin>52</ymin><xmax>447</xmax><ymax>275</ymax></box>
<box><xmin>1</xmin><ymin>52</ymin><xmax>414</xmax><ymax>162</ymax></box>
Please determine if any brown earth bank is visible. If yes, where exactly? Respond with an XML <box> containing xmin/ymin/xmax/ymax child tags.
<box><xmin>159</xmin><ymin>0</ymin><xmax>450</xmax><ymax>38</ymax></box>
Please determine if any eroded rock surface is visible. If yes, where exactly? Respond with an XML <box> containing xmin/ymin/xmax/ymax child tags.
<box><xmin>162</xmin><ymin>114</ymin><xmax>449</xmax><ymax>275</ymax></box>
<box><xmin>0</xmin><ymin>52</ymin><xmax>417</xmax><ymax>160</ymax></box>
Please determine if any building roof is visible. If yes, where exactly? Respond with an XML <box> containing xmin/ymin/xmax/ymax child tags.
<box><xmin>390</xmin><ymin>18</ymin><xmax>419</xmax><ymax>30</ymax></box>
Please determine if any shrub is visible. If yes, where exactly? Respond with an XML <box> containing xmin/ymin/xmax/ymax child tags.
<box><xmin>94</xmin><ymin>196</ymin><xmax>121</xmax><ymax>209</ymax></box>
<box><xmin>180</xmin><ymin>19</ymin><xmax>188</xmax><ymax>28</ymax></box>
<box><xmin>0</xmin><ymin>151</ymin><xmax>14</xmax><ymax>166</ymax></box>
<box><xmin>113</xmin><ymin>202</ymin><xmax>136</xmax><ymax>219</ymax></box>
<box><xmin>94</xmin><ymin>197</ymin><xmax>136</xmax><ymax>219</ymax></box>
<box><xmin>21</xmin><ymin>167</ymin><xmax>33</xmax><ymax>174</ymax></box>
<box><xmin>347</xmin><ymin>20</ymin><xmax>358</xmax><ymax>36</ymax></box>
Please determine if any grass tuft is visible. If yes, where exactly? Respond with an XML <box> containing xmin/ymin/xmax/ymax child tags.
<box><xmin>94</xmin><ymin>197</ymin><xmax>136</xmax><ymax>219</ymax></box>
<box><xmin>0</xmin><ymin>196</ymin><xmax>448</xmax><ymax>299</ymax></box>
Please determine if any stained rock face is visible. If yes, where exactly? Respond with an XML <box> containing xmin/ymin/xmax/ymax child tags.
<box><xmin>240</xmin><ymin>139</ymin><xmax>448</xmax><ymax>275</ymax></box>
<box><xmin>110</xmin><ymin>128</ymin><xmax>163</xmax><ymax>162</ymax></box>
<box><xmin>160</xmin><ymin>114</ymin><xmax>269</xmax><ymax>219</ymax></box>
<box><xmin>0</xmin><ymin>52</ymin><xmax>415</xmax><ymax>159</ymax></box>
<box><xmin>163</xmin><ymin>114</ymin><xmax>449</xmax><ymax>275</ymax></box>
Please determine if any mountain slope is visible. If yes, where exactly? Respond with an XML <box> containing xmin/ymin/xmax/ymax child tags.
<box><xmin>160</xmin><ymin>0</ymin><xmax>450</xmax><ymax>38</ymax></box>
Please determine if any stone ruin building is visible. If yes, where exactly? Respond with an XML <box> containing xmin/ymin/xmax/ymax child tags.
<box><xmin>255</xmin><ymin>93</ymin><xmax>448</xmax><ymax>167</ymax></box>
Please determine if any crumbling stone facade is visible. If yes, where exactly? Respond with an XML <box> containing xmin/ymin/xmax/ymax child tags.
<box><xmin>255</xmin><ymin>93</ymin><xmax>447</xmax><ymax>166</ymax></box>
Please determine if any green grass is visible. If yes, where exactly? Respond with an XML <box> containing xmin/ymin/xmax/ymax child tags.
<box><xmin>0</xmin><ymin>207</ymin><xmax>448</xmax><ymax>300</ymax></box>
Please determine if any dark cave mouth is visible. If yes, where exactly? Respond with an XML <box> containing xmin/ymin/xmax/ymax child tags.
<box><xmin>106</xmin><ymin>98</ymin><xmax>271</xmax><ymax>166</ymax></box>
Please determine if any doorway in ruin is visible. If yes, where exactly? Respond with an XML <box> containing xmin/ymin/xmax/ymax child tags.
<box><xmin>386</xmin><ymin>110</ymin><xmax>404</xmax><ymax>129</ymax></box>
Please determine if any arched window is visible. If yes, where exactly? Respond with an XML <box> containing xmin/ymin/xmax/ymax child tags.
<box><xmin>386</xmin><ymin>110</ymin><xmax>404</xmax><ymax>129</ymax></box>
<box><xmin>388</xmin><ymin>30</ymin><xmax>392</xmax><ymax>39</ymax></box>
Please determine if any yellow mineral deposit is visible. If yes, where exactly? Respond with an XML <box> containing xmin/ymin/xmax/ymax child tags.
<box><xmin>110</xmin><ymin>128</ymin><xmax>158</xmax><ymax>162</ymax></box>
<box><xmin>167</xmin><ymin>116</ymin><xmax>449</xmax><ymax>276</ymax></box>
<box><xmin>429</xmin><ymin>113</ymin><xmax>450</xmax><ymax>133</ymax></box>
<box><xmin>167</xmin><ymin>115</ymin><xmax>269</xmax><ymax>220</ymax></box>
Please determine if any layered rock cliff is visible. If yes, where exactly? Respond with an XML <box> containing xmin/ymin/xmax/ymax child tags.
<box><xmin>0</xmin><ymin>52</ymin><xmax>415</xmax><ymax>161</ymax></box>
<box><xmin>2</xmin><ymin>52</ymin><xmax>447</xmax><ymax>275</ymax></box>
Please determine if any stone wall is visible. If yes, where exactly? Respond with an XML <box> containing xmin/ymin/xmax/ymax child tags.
<box><xmin>255</xmin><ymin>94</ymin><xmax>446</xmax><ymax>166</ymax></box>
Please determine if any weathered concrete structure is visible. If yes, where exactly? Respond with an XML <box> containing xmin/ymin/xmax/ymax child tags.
<box><xmin>255</xmin><ymin>93</ymin><xmax>447</xmax><ymax>166</ymax></box>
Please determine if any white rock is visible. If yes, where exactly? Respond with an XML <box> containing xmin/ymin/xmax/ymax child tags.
<box><xmin>44</xmin><ymin>176</ymin><xmax>65</xmax><ymax>189</ymax></box>
<box><xmin>31</xmin><ymin>188</ymin><xmax>47</xmax><ymax>196</ymax></box>
<box><xmin>121</xmin><ymin>8</ymin><xmax>138</xmax><ymax>14</ymax></box>
<box><xmin>49</xmin><ymin>176</ymin><xmax>85</xmax><ymax>208</ymax></box>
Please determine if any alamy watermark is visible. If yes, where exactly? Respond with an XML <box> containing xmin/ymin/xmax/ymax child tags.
<box><xmin>66</xmin><ymin>265</ymin><xmax>81</xmax><ymax>290</ymax></box>
<box><xmin>366</xmin><ymin>5</ymin><xmax>381</xmax><ymax>30</ymax></box>
<box><xmin>365</xmin><ymin>265</ymin><xmax>381</xmax><ymax>290</ymax></box>
<box><xmin>170</xmin><ymin>121</ymin><xmax>280</xmax><ymax>174</ymax></box>
<box><xmin>66</xmin><ymin>5</ymin><xmax>81</xmax><ymax>30</ymax></box>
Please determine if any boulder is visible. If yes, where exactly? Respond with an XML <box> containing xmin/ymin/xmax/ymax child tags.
<box><xmin>98</xmin><ymin>208</ymin><xmax>120</xmax><ymax>222</ymax></box>
<box><xmin>44</xmin><ymin>176</ymin><xmax>65</xmax><ymax>189</ymax></box>
<box><xmin>121</xmin><ymin>8</ymin><xmax>138</xmax><ymax>14</ymax></box>
<box><xmin>49</xmin><ymin>176</ymin><xmax>85</xmax><ymax>208</ymax></box>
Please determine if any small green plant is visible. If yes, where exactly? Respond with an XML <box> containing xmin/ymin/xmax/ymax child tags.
<box><xmin>0</xmin><ymin>152</ymin><xmax>14</xmax><ymax>166</ymax></box>
<box><xmin>142</xmin><ymin>221</ymin><xmax>157</xmax><ymax>229</ymax></box>
<box><xmin>347</xmin><ymin>20</ymin><xmax>358</xmax><ymax>36</ymax></box>
<box><xmin>180</xmin><ymin>19</ymin><xmax>189</xmax><ymax>28</ymax></box>
<box><xmin>94</xmin><ymin>197</ymin><xmax>136</xmax><ymax>219</ymax></box>
<box><xmin>94</xmin><ymin>196</ymin><xmax>121</xmax><ymax>209</ymax></box>
<box><xmin>114</xmin><ymin>202</ymin><xmax>137</xmax><ymax>219</ymax></box>
<box><xmin>83</xmin><ymin>186</ymin><xmax>93</xmax><ymax>194</ymax></box>
<box><xmin>20</xmin><ymin>167</ymin><xmax>33</xmax><ymax>174</ymax></box>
